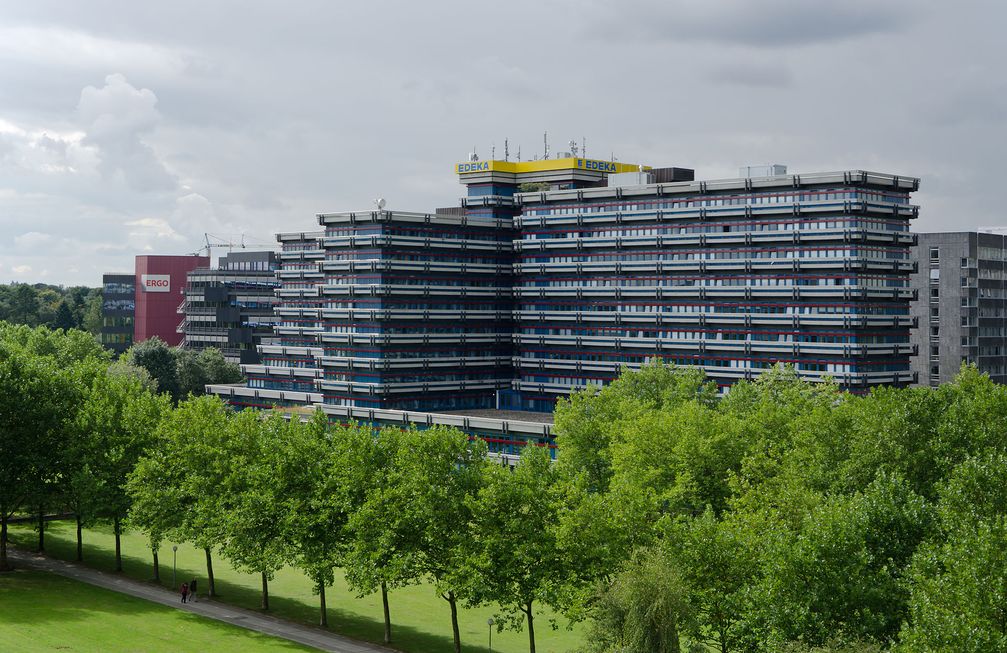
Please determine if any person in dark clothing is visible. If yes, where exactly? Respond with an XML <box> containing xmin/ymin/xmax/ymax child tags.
<box><xmin>181</xmin><ymin>582</ymin><xmax>189</xmax><ymax>603</ymax></box>
<box><xmin>189</xmin><ymin>578</ymin><xmax>198</xmax><ymax>603</ymax></box>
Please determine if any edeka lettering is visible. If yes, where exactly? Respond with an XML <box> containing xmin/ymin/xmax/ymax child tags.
<box><xmin>457</xmin><ymin>162</ymin><xmax>489</xmax><ymax>173</ymax></box>
<box><xmin>577</xmin><ymin>159</ymin><xmax>617</xmax><ymax>173</ymax></box>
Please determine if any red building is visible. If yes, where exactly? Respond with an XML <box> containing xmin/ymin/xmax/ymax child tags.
<box><xmin>134</xmin><ymin>255</ymin><xmax>209</xmax><ymax>346</ymax></box>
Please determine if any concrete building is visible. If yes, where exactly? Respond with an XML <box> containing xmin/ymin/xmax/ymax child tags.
<box><xmin>909</xmin><ymin>232</ymin><xmax>1007</xmax><ymax>386</ymax></box>
<box><xmin>181</xmin><ymin>251</ymin><xmax>280</xmax><ymax>364</ymax></box>
<box><xmin>210</xmin><ymin>155</ymin><xmax>920</xmax><ymax>451</ymax></box>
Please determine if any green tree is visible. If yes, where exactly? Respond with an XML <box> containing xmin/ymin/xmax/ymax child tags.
<box><xmin>342</xmin><ymin>425</ymin><xmax>406</xmax><ymax>639</ymax></box>
<box><xmin>76</xmin><ymin>368</ymin><xmax>169</xmax><ymax>571</ymax></box>
<box><xmin>554</xmin><ymin>361</ymin><xmax>717</xmax><ymax>494</ymax></box>
<box><xmin>82</xmin><ymin>291</ymin><xmax>103</xmax><ymax>335</ymax></box>
<box><xmin>216</xmin><ymin>410</ymin><xmax>288</xmax><ymax>610</ymax></box>
<box><xmin>126</xmin><ymin>337</ymin><xmax>179</xmax><ymax>400</ymax></box>
<box><xmin>175</xmin><ymin>348</ymin><xmax>208</xmax><ymax>400</ymax></box>
<box><xmin>0</xmin><ymin>337</ymin><xmax>73</xmax><ymax>570</ymax></box>
<box><xmin>53</xmin><ymin>301</ymin><xmax>76</xmax><ymax>330</ymax></box>
<box><xmin>128</xmin><ymin>395</ymin><xmax>231</xmax><ymax>595</ymax></box>
<box><xmin>198</xmin><ymin>347</ymin><xmax>243</xmax><ymax>384</ymax></box>
<box><xmin>580</xmin><ymin>547</ymin><xmax>691</xmax><ymax>653</ymax></box>
<box><xmin>350</xmin><ymin>426</ymin><xmax>487</xmax><ymax>653</ymax></box>
<box><xmin>467</xmin><ymin>446</ymin><xmax>567</xmax><ymax>653</ymax></box>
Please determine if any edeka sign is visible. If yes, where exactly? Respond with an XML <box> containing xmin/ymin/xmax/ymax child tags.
<box><xmin>140</xmin><ymin>274</ymin><xmax>171</xmax><ymax>292</ymax></box>
<box><xmin>456</xmin><ymin>161</ymin><xmax>489</xmax><ymax>173</ymax></box>
<box><xmin>577</xmin><ymin>159</ymin><xmax>618</xmax><ymax>172</ymax></box>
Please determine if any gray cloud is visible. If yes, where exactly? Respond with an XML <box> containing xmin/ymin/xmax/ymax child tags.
<box><xmin>584</xmin><ymin>0</ymin><xmax>919</xmax><ymax>48</ymax></box>
<box><xmin>0</xmin><ymin>0</ymin><xmax>1002</xmax><ymax>284</ymax></box>
<box><xmin>709</xmin><ymin>63</ymin><xmax>794</xmax><ymax>88</ymax></box>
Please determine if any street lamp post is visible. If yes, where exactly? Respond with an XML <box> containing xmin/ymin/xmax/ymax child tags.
<box><xmin>172</xmin><ymin>545</ymin><xmax>178</xmax><ymax>589</ymax></box>
<box><xmin>487</xmin><ymin>617</ymin><xmax>495</xmax><ymax>652</ymax></box>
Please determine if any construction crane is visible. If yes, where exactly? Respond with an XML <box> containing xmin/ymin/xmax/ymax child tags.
<box><xmin>190</xmin><ymin>233</ymin><xmax>272</xmax><ymax>257</ymax></box>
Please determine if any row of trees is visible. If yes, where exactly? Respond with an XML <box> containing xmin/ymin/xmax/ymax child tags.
<box><xmin>8</xmin><ymin>318</ymin><xmax>1007</xmax><ymax>652</ymax></box>
<box><xmin>0</xmin><ymin>283</ymin><xmax>101</xmax><ymax>333</ymax></box>
<box><xmin>127</xmin><ymin>399</ymin><xmax>575</xmax><ymax>653</ymax></box>
<box><xmin>556</xmin><ymin>362</ymin><xmax>1007</xmax><ymax>653</ymax></box>
<box><xmin>0</xmin><ymin>322</ymin><xmax>580</xmax><ymax>653</ymax></box>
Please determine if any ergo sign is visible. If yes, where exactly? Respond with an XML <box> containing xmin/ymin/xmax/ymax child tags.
<box><xmin>141</xmin><ymin>274</ymin><xmax>171</xmax><ymax>292</ymax></box>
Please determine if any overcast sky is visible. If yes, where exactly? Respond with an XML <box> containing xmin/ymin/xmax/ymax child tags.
<box><xmin>1</xmin><ymin>0</ymin><xmax>1003</xmax><ymax>285</ymax></box>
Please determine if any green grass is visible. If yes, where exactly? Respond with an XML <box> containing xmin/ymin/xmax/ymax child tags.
<box><xmin>0</xmin><ymin>568</ymin><xmax>314</xmax><ymax>653</ymax></box>
<box><xmin>8</xmin><ymin>522</ymin><xmax>583</xmax><ymax>653</ymax></box>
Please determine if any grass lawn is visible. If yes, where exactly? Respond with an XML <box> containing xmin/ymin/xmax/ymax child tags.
<box><xmin>0</xmin><ymin>568</ymin><xmax>314</xmax><ymax>653</ymax></box>
<box><xmin>8</xmin><ymin>522</ymin><xmax>583</xmax><ymax>653</ymax></box>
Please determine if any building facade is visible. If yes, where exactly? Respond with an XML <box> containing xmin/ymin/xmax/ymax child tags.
<box><xmin>909</xmin><ymin>232</ymin><xmax>1007</xmax><ymax>386</ymax></box>
<box><xmin>134</xmin><ymin>255</ymin><xmax>210</xmax><ymax>346</ymax></box>
<box><xmin>210</xmin><ymin>157</ymin><xmax>920</xmax><ymax>451</ymax></box>
<box><xmin>505</xmin><ymin>168</ymin><xmax>919</xmax><ymax>410</ymax></box>
<box><xmin>99</xmin><ymin>273</ymin><xmax>135</xmax><ymax>356</ymax></box>
<box><xmin>181</xmin><ymin>251</ymin><xmax>280</xmax><ymax>364</ymax></box>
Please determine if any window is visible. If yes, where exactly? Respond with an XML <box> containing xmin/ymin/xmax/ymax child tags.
<box><xmin>930</xmin><ymin>269</ymin><xmax>940</xmax><ymax>281</ymax></box>
<box><xmin>931</xmin><ymin>327</ymin><xmax>940</xmax><ymax>337</ymax></box>
<box><xmin>931</xmin><ymin>345</ymin><xmax>940</xmax><ymax>357</ymax></box>
<box><xmin>930</xmin><ymin>247</ymin><xmax>940</xmax><ymax>260</ymax></box>
<box><xmin>931</xmin><ymin>288</ymin><xmax>940</xmax><ymax>298</ymax></box>
<box><xmin>930</xmin><ymin>365</ymin><xmax>939</xmax><ymax>376</ymax></box>
<box><xmin>962</xmin><ymin>258</ymin><xmax>969</xmax><ymax>268</ymax></box>
<box><xmin>962</xmin><ymin>276</ymin><xmax>968</xmax><ymax>287</ymax></box>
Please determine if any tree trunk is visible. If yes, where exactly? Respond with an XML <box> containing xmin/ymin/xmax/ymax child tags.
<box><xmin>152</xmin><ymin>548</ymin><xmax>160</xmax><ymax>582</ymax></box>
<box><xmin>381</xmin><ymin>581</ymin><xmax>392</xmax><ymax>644</ymax></box>
<box><xmin>76</xmin><ymin>514</ymin><xmax>83</xmax><ymax>562</ymax></box>
<box><xmin>204</xmin><ymin>548</ymin><xmax>216</xmax><ymax>597</ymax></box>
<box><xmin>446</xmin><ymin>591</ymin><xmax>461</xmax><ymax>653</ymax></box>
<box><xmin>261</xmin><ymin>571</ymin><xmax>269</xmax><ymax>610</ymax></box>
<box><xmin>37</xmin><ymin>507</ymin><xmax>44</xmax><ymax>552</ymax></box>
<box><xmin>1</xmin><ymin>515</ymin><xmax>9</xmax><ymax>572</ymax></box>
<box><xmin>113</xmin><ymin>517</ymin><xmax>122</xmax><ymax>572</ymax></box>
<box><xmin>525</xmin><ymin>601</ymin><xmax>536</xmax><ymax>653</ymax></box>
<box><xmin>318</xmin><ymin>578</ymin><xmax>327</xmax><ymax>627</ymax></box>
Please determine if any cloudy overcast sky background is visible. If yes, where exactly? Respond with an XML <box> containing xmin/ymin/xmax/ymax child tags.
<box><xmin>1</xmin><ymin>0</ymin><xmax>1003</xmax><ymax>285</ymax></box>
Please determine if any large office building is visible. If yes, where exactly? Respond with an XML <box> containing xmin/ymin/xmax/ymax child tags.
<box><xmin>210</xmin><ymin>155</ymin><xmax>920</xmax><ymax>450</ymax></box>
<box><xmin>181</xmin><ymin>251</ymin><xmax>280</xmax><ymax>364</ymax></box>
<box><xmin>909</xmin><ymin>232</ymin><xmax>1007</xmax><ymax>386</ymax></box>
<box><xmin>100</xmin><ymin>255</ymin><xmax>209</xmax><ymax>355</ymax></box>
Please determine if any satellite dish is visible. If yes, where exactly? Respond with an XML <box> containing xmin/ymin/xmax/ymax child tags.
<box><xmin>375</xmin><ymin>198</ymin><xmax>386</xmax><ymax>210</ymax></box>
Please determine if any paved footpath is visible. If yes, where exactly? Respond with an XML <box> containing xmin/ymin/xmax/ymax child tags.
<box><xmin>7</xmin><ymin>548</ymin><xmax>393</xmax><ymax>653</ymax></box>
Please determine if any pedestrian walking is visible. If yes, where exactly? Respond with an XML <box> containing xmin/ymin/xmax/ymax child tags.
<box><xmin>181</xmin><ymin>582</ymin><xmax>189</xmax><ymax>604</ymax></box>
<box><xmin>189</xmin><ymin>578</ymin><xmax>198</xmax><ymax>602</ymax></box>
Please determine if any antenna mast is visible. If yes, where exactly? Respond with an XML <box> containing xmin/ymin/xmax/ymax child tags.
<box><xmin>504</xmin><ymin>138</ymin><xmax>509</xmax><ymax>161</ymax></box>
<box><xmin>543</xmin><ymin>132</ymin><xmax>549</xmax><ymax>160</ymax></box>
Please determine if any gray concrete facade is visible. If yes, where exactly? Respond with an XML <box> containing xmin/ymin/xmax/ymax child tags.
<box><xmin>909</xmin><ymin>232</ymin><xmax>1007</xmax><ymax>386</ymax></box>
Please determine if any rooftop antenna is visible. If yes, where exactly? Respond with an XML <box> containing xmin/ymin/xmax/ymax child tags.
<box><xmin>374</xmin><ymin>198</ymin><xmax>386</xmax><ymax>211</ymax></box>
<box><xmin>504</xmin><ymin>138</ymin><xmax>510</xmax><ymax>162</ymax></box>
<box><xmin>468</xmin><ymin>148</ymin><xmax>479</xmax><ymax>162</ymax></box>
<box><xmin>543</xmin><ymin>131</ymin><xmax>549</xmax><ymax>160</ymax></box>
<box><xmin>569</xmin><ymin>139</ymin><xmax>578</xmax><ymax>157</ymax></box>
<box><xmin>517</xmin><ymin>145</ymin><xmax>522</xmax><ymax>162</ymax></box>
<box><xmin>491</xmin><ymin>141</ymin><xmax>496</xmax><ymax>160</ymax></box>
<box><xmin>582</xmin><ymin>137</ymin><xmax>586</xmax><ymax>159</ymax></box>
